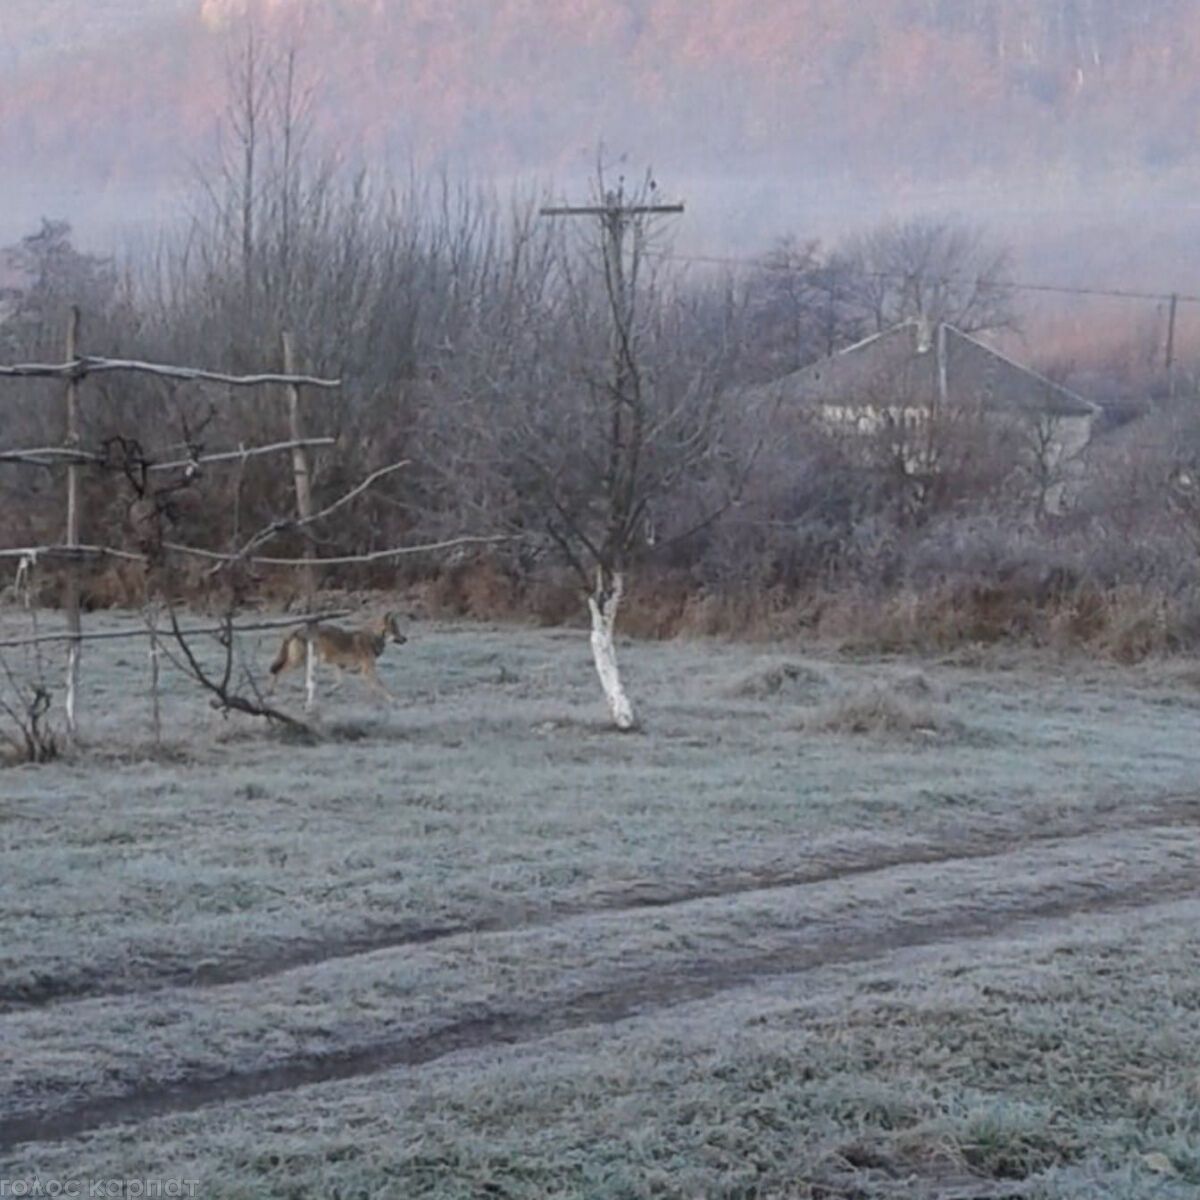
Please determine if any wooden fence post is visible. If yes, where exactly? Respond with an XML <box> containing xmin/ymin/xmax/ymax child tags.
<box><xmin>282</xmin><ymin>332</ymin><xmax>316</xmax><ymax>607</ymax></box>
<box><xmin>63</xmin><ymin>307</ymin><xmax>83</xmax><ymax>741</ymax></box>
<box><xmin>147</xmin><ymin>600</ymin><xmax>162</xmax><ymax>746</ymax></box>
<box><xmin>283</xmin><ymin>332</ymin><xmax>318</xmax><ymax>714</ymax></box>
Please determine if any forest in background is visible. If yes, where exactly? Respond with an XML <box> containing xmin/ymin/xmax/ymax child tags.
<box><xmin>5</xmin><ymin>1</ymin><xmax>1200</xmax><ymax>271</ymax></box>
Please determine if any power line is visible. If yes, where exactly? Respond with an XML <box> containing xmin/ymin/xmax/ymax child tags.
<box><xmin>654</xmin><ymin>249</ymin><xmax>1200</xmax><ymax>306</ymax></box>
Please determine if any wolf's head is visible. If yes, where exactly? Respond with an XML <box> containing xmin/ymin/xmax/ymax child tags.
<box><xmin>379</xmin><ymin>611</ymin><xmax>408</xmax><ymax>645</ymax></box>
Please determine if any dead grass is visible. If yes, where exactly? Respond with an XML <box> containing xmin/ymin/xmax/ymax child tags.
<box><xmin>724</xmin><ymin>659</ymin><xmax>829</xmax><ymax>701</ymax></box>
<box><xmin>812</xmin><ymin>582</ymin><xmax>1198</xmax><ymax>665</ymax></box>
<box><xmin>400</xmin><ymin>564</ymin><xmax>1200</xmax><ymax>668</ymax></box>
<box><xmin>41</xmin><ymin>552</ymin><xmax>1200</xmax><ymax>666</ymax></box>
<box><xmin>799</xmin><ymin>683</ymin><xmax>955</xmax><ymax>740</ymax></box>
<box><xmin>1157</xmin><ymin>661</ymin><xmax>1200</xmax><ymax>690</ymax></box>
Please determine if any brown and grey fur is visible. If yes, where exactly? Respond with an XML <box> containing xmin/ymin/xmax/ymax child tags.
<box><xmin>269</xmin><ymin>612</ymin><xmax>407</xmax><ymax>700</ymax></box>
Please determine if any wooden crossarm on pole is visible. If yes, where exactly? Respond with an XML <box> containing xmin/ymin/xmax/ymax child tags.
<box><xmin>539</xmin><ymin>204</ymin><xmax>685</xmax><ymax>217</ymax></box>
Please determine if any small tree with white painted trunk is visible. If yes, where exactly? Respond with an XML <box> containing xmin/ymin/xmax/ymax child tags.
<box><xmin>429</xmin><ymin>172</ymin><xmax>744</xmax><ymax>729</ymax></box>
<box><xmin>523</xmin><ymin>172</ymin><xmax>740</xmax><ymax>729</ymax></box>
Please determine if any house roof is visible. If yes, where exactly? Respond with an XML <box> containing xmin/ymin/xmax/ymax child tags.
<box><xmin>748</xmin><ymin>320</ymin><xmax>1100</xmax><ymax>419</ymax></box>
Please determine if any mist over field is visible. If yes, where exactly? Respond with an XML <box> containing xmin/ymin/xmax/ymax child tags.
<box><xmin>4</xmin><ymin>0</ymin><xmax>1200</xmax><ymax>287</ymax></box>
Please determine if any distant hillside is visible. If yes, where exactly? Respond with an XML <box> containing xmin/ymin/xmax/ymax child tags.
<box><xmin>3</xmin><ymin>0</ymin><xmax>1199</xmax><ymax>254</ymax></box>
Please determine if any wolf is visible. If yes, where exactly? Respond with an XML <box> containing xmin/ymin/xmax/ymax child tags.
<box><xmin>268</xmin><ymin>612</ymin><xmax>407</xmax><ymax>701</ymax></box>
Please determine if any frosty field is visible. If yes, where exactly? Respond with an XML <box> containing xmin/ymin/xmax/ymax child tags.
<box><xmin>1</xmin><ymin>611</ymin><xmax>1199</xmax><ymax>1198</ymax></box>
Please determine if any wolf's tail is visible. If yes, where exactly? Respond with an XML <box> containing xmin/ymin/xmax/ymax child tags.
<box><xmin>269</xmin><ymin>633</ymin><xmax>299</xmax><ymax>676</ymax></box>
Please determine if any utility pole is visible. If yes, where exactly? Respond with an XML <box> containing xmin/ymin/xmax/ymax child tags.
<box><xmin>542</xmin><ymin>180</ymin><xmax>686</xmax><ymax>542</ymax></box>
<box><xmin>538</xmin><ymin>181</ymin><xmax>684</xmax><ymax>733</ymax></box>
<box><xmin>539</xmin><ymin>193</ymin><xmax>685</xmax><ymax>227</ymax></box>
<box><xmin>540</xmin><ymin>183</ymin><xmax>685</xmax><ymax>474</ymax></box>
<box><xmin>540</xmin><ymin>188</ymin><xmax>685</xmax><ymax>348</ymax></box>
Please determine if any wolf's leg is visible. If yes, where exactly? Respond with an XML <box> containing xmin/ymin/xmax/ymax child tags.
<box><xmin>363</xmin><ymin>661</ymin><xmax>394</xmax><ymax>703</ymax></box>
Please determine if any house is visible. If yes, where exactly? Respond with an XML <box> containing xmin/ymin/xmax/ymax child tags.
<box><xmin>749</xmin><ymin>319</ymin><xmax>1101</xmax><ymax>514</ymax></box>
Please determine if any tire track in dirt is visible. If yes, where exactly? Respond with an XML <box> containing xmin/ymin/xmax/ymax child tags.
<box><xmin>2</xmin><ymin>842</ymin><xmax>1196</xmax><ymax>1151</ymax></box>
<box><xmin>4</xmin><ymin>792</ymin><xmax>1198</xmax><ymax>1012</ymax></box>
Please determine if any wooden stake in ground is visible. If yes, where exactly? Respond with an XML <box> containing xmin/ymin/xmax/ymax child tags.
<box><xmin>282</xmin><ymin>332</ymin><xmax>316</xmax><ymax>607</ymax></box>
<box><xmin>283</xmin><ymin>333</ymin><xmax>319</xmax><ymax>714</ymax></box>
<box><xmin>63</xmin><ymin>307</ymin><xmax>83</xmax><ymax>741</ymax></box>
<box><xmin>146</xmin><ymin>601</ymin><xmax>162</xmax><ymax>746</ymax></box>
<box><xmin>304</xmin><ymin>634</ymin><xmax>317</xmax><ymax>714</ymax></box>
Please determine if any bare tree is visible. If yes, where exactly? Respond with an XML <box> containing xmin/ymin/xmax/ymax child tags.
<box><xmin>1012</xmin><ymin>408</ymin><xmax>1090</xmax><ymax>521</ymax></box>
<box><xmin>449</xmin><ymin>170</ymin><xmax>745</xmax><ymax>729</ymax></box>
<box><xmin>832</xmin><ymin>216</ymin><xmax>1018</xmax><ymax>337</ymax></box>
<box><xmin>0</xmin><ymin>663</ymin><xmax>57</xmax><ymax>764</ymax></box>
<box><xmin>744</xmin><ymin>236</ymin><xmax>858</xmax><ymax>375</ymax></box>
<box><xmin>0</xmin><ymin>221</ymin><xmax>119</xmax><ymax>361</ymax></box>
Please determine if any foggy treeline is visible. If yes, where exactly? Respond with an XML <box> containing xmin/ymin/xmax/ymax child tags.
<box><xmin>3</xmin><ymin>34</ymin><xmax>1200</xmax><ymax>658</ymax></box>
<box><xmin>7</xmin><ymin>0</ymin><xmax>1200</xmax><ymax>262</ymax></box>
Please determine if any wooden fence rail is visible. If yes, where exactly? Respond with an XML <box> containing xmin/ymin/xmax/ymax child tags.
<box><xmin>0</xmin><ymin>533</ymin><xmax>505</xmax><ymax>568</ymax></box>
<box><xmin>0</xmin><ymin>324</ymin><xmax>344</xmax><ymax>742</ymax></box>
<box><xmin>0</xmin><ymin>356</ymin><xmax>340</xmax><ymax>389</ymax></box>
<box><xmin>0</xmin><ymin>612</ymin><xmax>352</xmax><ymax>651</ymax></box>
<box><xmin>0</xmin><ymin>438</ymin><xmax>337</xmax><ymax>471</ymax></box>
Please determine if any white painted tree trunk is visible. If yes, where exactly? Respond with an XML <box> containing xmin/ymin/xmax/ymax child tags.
<box><xmin>588</xmin><ymin>572</ymin><xmax>636</xmax><ymax>731</ymax></box>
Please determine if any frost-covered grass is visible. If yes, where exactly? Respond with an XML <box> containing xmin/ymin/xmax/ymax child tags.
<box><xmin>1</xmin><ymin>609</ymin><xmax>1199</xmax><ymax>1196</ymax></box>
<box><xmin>6</xmin><ymin>903</ymin><xmax>1200</xmax><ymax>1198</ymax></box>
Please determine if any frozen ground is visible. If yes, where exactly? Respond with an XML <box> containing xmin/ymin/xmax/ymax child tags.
<box><xmin>1</xmin><ymin>609</ymin><xmax>1198</xmax><ymax>1197</ymax></box>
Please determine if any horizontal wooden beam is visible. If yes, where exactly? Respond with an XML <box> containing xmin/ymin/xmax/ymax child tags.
<box><xmin>0</xmin><ymin>611</ymin><xmax>353</xmax><ymax>650</ymax></box>
<box><xmin>0</xmin><ymin>533</ymin><xmax>509</xmax><ymax>569</ymax></box>
<box><xmin>0</xmin><ymin>544</ymin><xmax>144</xmax><ymax>563</ymax></box>
<box><xmin>0</xmin><ymin>447</ymin><xmax>103</xmax><ymax>467</ymax></box>
<box><xmin>0</xmin><ymin>356</ymin><xmax>341</xmax><ymax>389</ymax></box>
<box><xmin>173</xmin><ymin>533</ymin><xmax>511</xmax><ymax>567</ymax></box>
<box><xmin>0</xmin><ymin>438</ymin><xmax>338</xmax><ymax>473</ymax></box>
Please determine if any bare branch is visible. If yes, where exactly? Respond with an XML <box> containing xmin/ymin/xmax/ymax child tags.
<box><xmin>159</xmin><ymin>603</ymin><xmax>310</xmax><ymax>731</ymax></box>
<box><xmin>215</xmin><ymin>459</ymin><xmax>411</xmax><ymax>568</ymax></box>
<box><xmin>149</xmin><ymin>438</ymin><xmax>336</xmax><ymax>472</ymax></box>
